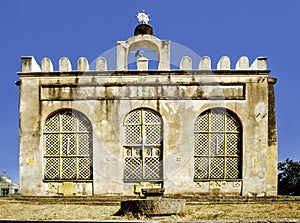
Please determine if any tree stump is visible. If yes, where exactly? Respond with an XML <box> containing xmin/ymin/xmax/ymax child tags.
<box><xmin>119</xmin><ymin>198</ymin><xmax>186</xmax><ymax>216</ymax></box>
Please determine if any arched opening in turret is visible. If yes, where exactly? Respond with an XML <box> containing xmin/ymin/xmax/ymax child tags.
<box><xmin>128</xmin><ymin>47</ymin><xmax>159</xmax><ymax>70</ymax></box>
<box><xmin>117</xmin><ymin>35</ymin><xmax>170</xmax><ymax>71</ymax></box>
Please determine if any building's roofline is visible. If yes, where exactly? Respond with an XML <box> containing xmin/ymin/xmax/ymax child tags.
<box><xmin>18</xmin><ymin>69</ymin><xmax>271</xmax><ymax>77</ymax></box>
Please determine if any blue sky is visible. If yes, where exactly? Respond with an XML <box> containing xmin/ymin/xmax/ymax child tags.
<box><xmin>1</xmin><ymin>1</ymin><xmax>299</xmax><ymax>183</ymax></box>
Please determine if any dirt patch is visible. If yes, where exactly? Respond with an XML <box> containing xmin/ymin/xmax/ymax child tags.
<box><xmin>0</xmin><ymin>200</ymin><xmax>299</xmax><ymax>221</ymax></box>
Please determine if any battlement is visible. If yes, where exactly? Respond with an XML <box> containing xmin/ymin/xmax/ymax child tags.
<box><xmin>20</xmin><ymin>55</ymin><xmax>268</xmax><ymax>73</ymax></box>
<box><xmin>20</xmin><ymin>34</ymin><xmax>268</xmax><ymax>73</ymax></box>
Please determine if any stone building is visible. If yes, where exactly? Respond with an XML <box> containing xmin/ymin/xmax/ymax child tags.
<box><xmin>0</xmin><ymin>172</ymin><xmax>19</xmax><ymax>196</ymax></box>
<box><xmin>17</xmin><ymin>22</ymin><xmax>278</xmax><ymax>196</ymax></box>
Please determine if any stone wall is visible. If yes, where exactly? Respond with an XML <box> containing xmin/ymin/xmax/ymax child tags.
<box><xmin>18</xmin><ymin>68</ymin><xmax>277</xmax><ymax>196</ymax></box>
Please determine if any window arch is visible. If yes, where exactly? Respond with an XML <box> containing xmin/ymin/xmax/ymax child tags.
<box><xmin>194</xmin><ymin>108</ymin><xmax>242</xmax><ymax>181</ymax></box>
<box><xmin>43</xmin><ymin>109</ymin><xmax>93</xmax><ymax>181</ymax></box>
<box><xmin>123</xmin><ymin>108</ymin><xmax>163</xmax><ymax>181</ymax></box>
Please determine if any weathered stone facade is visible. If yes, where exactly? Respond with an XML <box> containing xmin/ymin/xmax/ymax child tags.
<box><xmin>17</xmin><ymin>33</ymin><xmax>278</xmax><ymax>196</ymax></box>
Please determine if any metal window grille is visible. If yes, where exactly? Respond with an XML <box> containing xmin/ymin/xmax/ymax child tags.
<box><xmin>44</xmin><ymin>110</ymin><xmax>93</xmax><ymax>181</ymax></box>
<box><xmin>194</xmin><ymin>109</ymin><xmax>242</xmax><ymax>180</ymax></box>
<box><xmin>123</xmin><ymin>108</ymin><xmax>162</xmax><ymax>181</ymax></box>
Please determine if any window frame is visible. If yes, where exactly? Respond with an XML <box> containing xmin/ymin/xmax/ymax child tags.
<box><xmin>123</xmin><ymin>108</ymin><xmax>163</xmax><ymax>182</ymax></box>
<box><xmin>193</xmin><ymin>108</ymin><xmax>242</xmax><ymax>182</ymax></box>
<box><xmin>43</xmin><ymin>109</ymin><xmax>93</xmax><ymax>182</ymax></box>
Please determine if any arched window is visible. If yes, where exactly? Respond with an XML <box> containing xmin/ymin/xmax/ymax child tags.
<box><xmin>123</xmin><ymin>108</ymin><xmax>163</xmax><ymax>181</ymax></box>
<box><xmin>194</xmin><ymin>108</ymin><xmax>242</xmax><ymax>181</ymax></box>
<box><xmin>43</xmin><ymin>110</ymin><xmax>93</xmax><ymax>181</ymax></box>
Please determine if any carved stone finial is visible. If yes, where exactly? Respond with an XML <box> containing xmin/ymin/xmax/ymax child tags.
<box><xmin>136</xmin><ymin>10</ymin><xmax>151</xmax><ymax>24</ymax></box>
<box><xmin>134</xmin><ymin>10</ymin><xmax>153</xmax><ymax>36</ymax></box>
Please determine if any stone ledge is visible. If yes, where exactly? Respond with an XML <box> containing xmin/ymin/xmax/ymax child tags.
<box><xmin>167</xmin><ymin>220</ymin><xmax>300</xmax><ymax>223</ymax></box>
<box><xmin>0</xmin><ymin>219</ymin><xmax>298</xmax><ymax>223</ymax></box>
<box><xmin>142</xmin><ymin>188</ymin><xmax>165</xmax><ymax>197</ymax></box>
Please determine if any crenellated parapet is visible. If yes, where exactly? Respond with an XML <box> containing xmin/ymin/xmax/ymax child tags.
<box><xmin>21</xmin><ymin>56</ymin><xmax>108</xmax><ymax>73</ymax></box>
<box><xmin>21</xmin><ymin>55</ymin><xmax>268</xmax><ymax>73</ymax></box>
<box><xmin>20</xmin><ymin>33</ymin><xmax>268</xmax><ymax>73</ymax></box>
<box><xmin>179</xmin><ymin>55</ymin><xmax>267</xmax><ymax>71</ymax></box>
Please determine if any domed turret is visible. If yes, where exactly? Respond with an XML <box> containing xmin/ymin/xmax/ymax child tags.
<box><xmin>0</xmin><ymin>172</ymin><xmax>12</xmax><ymax>184</ymax></box>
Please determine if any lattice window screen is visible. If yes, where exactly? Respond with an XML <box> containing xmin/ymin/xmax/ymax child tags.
<box><xmin>44</xmin><ymin>110</ymin><xmax>93</xmax><ymax>181</ymax></box>
<box><xmin>194</xmin><ymin>109</ymin><xmax>242</xmax><ymax>180</ymax></box>
<box><xmin>124</xmin><ymin>108</ymin><xmax>162</xmax><ymax>181</ymax></box>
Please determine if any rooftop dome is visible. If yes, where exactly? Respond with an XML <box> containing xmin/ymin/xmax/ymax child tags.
<box><xmin>134</xmin><ymin>24</ymin><xmax>153</xmax><ymax>36</ymax></box>
<box><xmin>0</xmin><ymin>172</ymin><xmax>12</xmax><ymax>183</ymax></box>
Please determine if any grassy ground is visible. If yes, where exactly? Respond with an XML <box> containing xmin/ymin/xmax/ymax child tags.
<box><xmin>0</xmin><ymin>199</ymin><xmax>299</xmax><ymax>221</ymax></box>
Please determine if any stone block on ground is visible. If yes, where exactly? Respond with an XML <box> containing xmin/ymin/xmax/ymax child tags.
<box><xmin>119</xmin><ymin>198</ymin><xmax>186</xmax><ymax>216</ymax></box>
